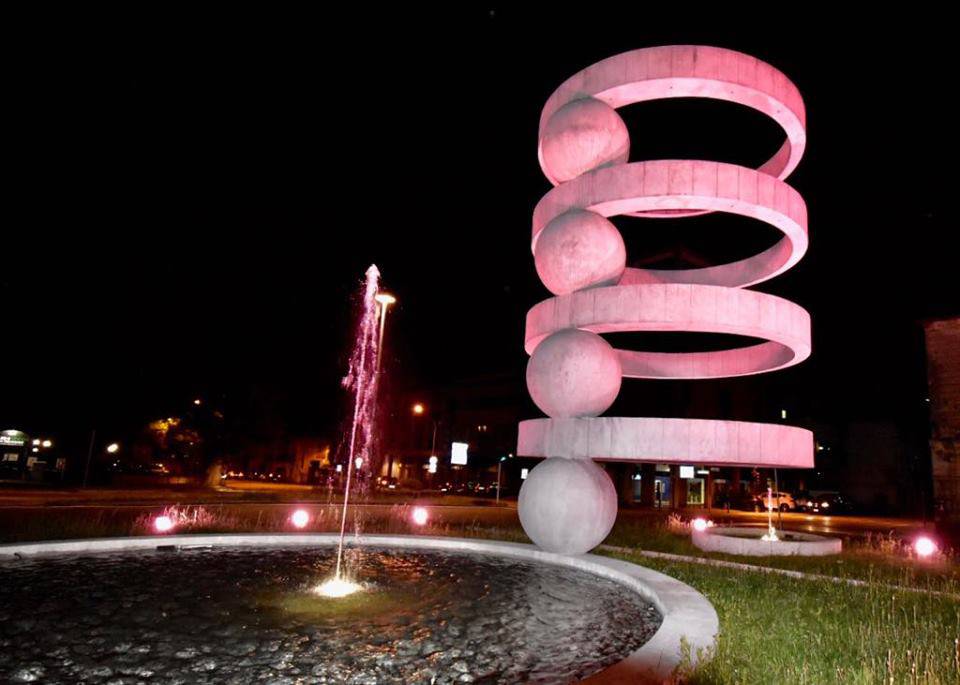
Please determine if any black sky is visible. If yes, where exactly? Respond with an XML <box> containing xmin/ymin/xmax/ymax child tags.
<box><xmin>4</xmin><ymin>8</ymin><xmax>958</xmax><ymax>453</ymax></box>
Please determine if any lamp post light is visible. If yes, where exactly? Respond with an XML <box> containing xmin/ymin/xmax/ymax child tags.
<box><xmin>411</xmin><ymin>403</ymin><xmax>437</xmax><ymax>454</ymax></box>
<box><xmin>412</xmin><ymin>403</ymin><xmax>439</xmax><ymax>487</ymax></box>
<box><xmin>372</xmin><ymin>292</ymin><xmax>396</xmax><ymax>490</ymax></box>
<box><xmin>496</xmin><ymin>456</ymin><xmax>506</xmax><ymax>504</ymax></box>
<box><xmin>83</xmin><ymin>430</ymin><xmax>96</xmax><ymax>488</ymax></box>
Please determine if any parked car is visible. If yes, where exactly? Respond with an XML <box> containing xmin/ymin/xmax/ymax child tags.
<box><xmin>724</xmin><ymin>491</ymin><xmax>761</xmax><ymax>511</ymax></box>
<box><xmin>795</xmin><ymin>491</ymin><xmax>855</xmax><ymax>515</ymax></box>
<box><xmin>755</xmin><ymin>491</ymin><xmax>795</xmax><ymax>512</ymax></box>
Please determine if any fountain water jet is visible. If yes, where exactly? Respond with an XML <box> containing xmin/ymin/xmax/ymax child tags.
<box><xmin>315</xmin><ymin>264</ymin><xmax>382</xmax><ymax>598</ymax></box>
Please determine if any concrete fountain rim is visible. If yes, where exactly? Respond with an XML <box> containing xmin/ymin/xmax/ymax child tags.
<box><xmin>0</xmin><ymin>533</ymin><xmax>717</xmax><ymax>683</ymax></box>
<box><xmin>692</xmin><ymin>525</ymin><xmax>843</xmax><ymax>556</ymax></box>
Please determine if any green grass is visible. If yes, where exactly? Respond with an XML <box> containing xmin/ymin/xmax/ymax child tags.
<box><xmin>606</xmin><ymin>549</ymin><xmax>960</xmax><ymax>684</ymax></box>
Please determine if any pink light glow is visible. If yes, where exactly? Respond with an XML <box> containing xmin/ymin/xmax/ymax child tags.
<box><xmin>411</xmin><ymin>507</ymin><xmax>429</xmax><ymax>526</ymax></box>
<box><xmin>291</xmin><ymin>509</ymin><xmax>309</xmax><ymax>529</ymax></box>
<box><xmin>914</xmin><ymin>536</ymin><xmax>938</xmax><ymax>558</ymax></box>
<box><xmin>692</xmin><ymin>518</ymin><xmax>709</xmax><ymax>532</ymax></box>
<box><xmin>154</xmin><ymin>515</ymin><xmax>174</xmax><ymax>533</ymax></box>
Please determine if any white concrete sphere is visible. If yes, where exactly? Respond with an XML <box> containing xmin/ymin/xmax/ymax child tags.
<box><xmin>526</xmin><ymin>329</ymin><xmax>622</xmax><ymax>418</ymax></box>
<box><xmin>534</xmin><ymin>209</ymin><xmax>626</xmax><ymax>295</ymax></box>
<box><xmin>518</xmin><ymin>457</ymin><xmax>617</xmax><ymax>555</ymax></box>
<box><xmin>540</xmin><ymin>97</ymin><xmax>630</xmax><ymax>183</ymax></box>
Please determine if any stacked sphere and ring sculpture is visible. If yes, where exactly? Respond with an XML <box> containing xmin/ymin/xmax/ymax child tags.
<box><xmin>518</xmin><ymin>45</ymin><xmax>814</xmax><ymax>555</ymax></box>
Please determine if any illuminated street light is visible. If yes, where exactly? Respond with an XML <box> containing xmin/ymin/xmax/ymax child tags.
<box><xmin>412</xmin><ymin>404</ymin><xmax>439</xmax><ymax>463</ymax></box>
<box><xmin>354</xmin><ymin>457</ymin><xmax>363</xmax><ymax>470</ymax></box>
<box><xmin>41</xmin><ymin>440</ymin><xmax>52</xmax><ymax>448</ymax></box>
<box><xmin>106</xmin><ymin>443</ymin><xmax>120</xmax><ymax>454</ymax></box>
<box><xmin>375</xmin><ymin>292</ymin><xmax>396</xmax><ymax>376</ymax></box>
<box><xmin>32</xmin><ymin>439</ymin><xmax>40</xmax><ymax>446</ymax></box>
<box><xmin>193</xmin><ymin>398</ymin><xmax>201</xmax><ymax>406</ymax></box>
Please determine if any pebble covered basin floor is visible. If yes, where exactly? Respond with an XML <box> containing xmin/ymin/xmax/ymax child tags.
<box><xmin>0</xmin><ymin>546</ymin><xmax>661</xmax><ymax>684</ymax></box>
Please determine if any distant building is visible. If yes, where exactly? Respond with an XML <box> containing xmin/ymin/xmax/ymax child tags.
<box><xmin>0</xmin><ymin>429</ymin><xmax>63</xmax><ymax>481</ymax></box>
<box><xmin>924</xmin><ymin>317</ymin><xmax>960</xmax><ymax>522</ymax></box>
<box><xmin>379</xmin><ymin>374</ymin><xmax>526</xmax><ymax>494</ymax></box>
<box><xmin>839</xmin><ymin>422</ymin><xmax>913</xmax><ymax>513</ymax></box>
<box><xmin>0</xmin><ymin>429</ymin><xmax>30</xmax><ymax>475</ymax></box>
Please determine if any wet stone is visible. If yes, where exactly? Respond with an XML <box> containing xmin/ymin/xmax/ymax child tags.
<box><xmin>0</xmin><ymin>547</ymin><xmax>661</xmax><ymax>684</ymax></box>
<box><xmin>11</xmin><ymin>665</ymin><xmax>45</xmax><ymax>682</ymax></box>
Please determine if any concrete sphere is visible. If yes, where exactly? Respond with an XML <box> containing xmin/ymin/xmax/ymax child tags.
<box><xmin>518</xmin><ymin>457</ymin><xmax>617</xmax><ymax>555</ymax></box>
<box><xmin>526</xmin><ymin>329</ymin><xmax>622</xmax><ymax>418</ymax></box>
<box><xmin>540</xmin><ymin>97</ymin><xmax>630</xmax><ymax>183</ymax></box>
<box><xmin>534</xmin><ymin>209</ymin><xmax>626</xmax><ymax>295</ymax></box>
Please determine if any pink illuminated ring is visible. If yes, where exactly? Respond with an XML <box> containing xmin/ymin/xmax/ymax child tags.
<box><xmin>532</xmin><ymin>160</ymin><xmax>807</xmax><ymax>289</ymax></box>
<box><xmin>525</xmin><ymin>284</ymin><xmax>811</xmax><ymax>379</ymax></box>
<box><xmin>538</xmin><ymin>45</ymin><xmax>806</xmax><ymax>198</ymax></box>
<box><xmin>518</xmin><ymin>416</ymin><xmax>813</xmax><ymax>468</ymax></box>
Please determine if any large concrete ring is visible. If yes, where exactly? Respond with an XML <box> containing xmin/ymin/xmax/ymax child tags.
<box><xmin>532</xmin><ymin>160</ymin><xmax>808</xmax><ymax>288</ymax></box>
<box><xmin>538</xmin><ymin>45</ymin><xmax>806</xmax><ymax>200</ymax></box>
<box><xmin>525</xmin><ymin>283</ymin><xmax>811</xmax><ymax>379</ymax></box>
<box><xmin>691</xmin><ymin>526</ymin><xmax>842</xmax><ymax>556</ymax></box>
<box><xmin>0</xmin><ymin>534</ymin><xmax>719</xmax><ymax>683</ymax></box>
<box><xmin>518</xmin><ymin>416</ymin><xmax>814</xmax><ymax>468</ymax></box>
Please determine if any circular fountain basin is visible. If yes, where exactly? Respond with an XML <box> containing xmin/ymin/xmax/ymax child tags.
<box><xmin>692</xmin><ymin>526</ymin><xmax>842</xmax><ymax>556</ymax></box>
<box><xmin>0</xmin><ymin>534</ymin><xmax>716</xmax><ymax>684</ymax></box>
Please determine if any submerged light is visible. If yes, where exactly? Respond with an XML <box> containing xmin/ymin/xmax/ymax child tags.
<box><xmin>291</xmin><ymin>509</ymin><xmax>309</xmax><ymax>529</ymax></box>
<box><xmin>914</xmin><ymin>536</ymin><xmax>938</xmax><ymax>558</ymax></box>
<box><xmin>411</xmin><ymin>506</ymin><xmax>429</xmax><ymax>526</ymax></box>
<box><xmin>313</xmin><ymin>576</ymin><xmax>361</xmax><ymax>598</ymax></box>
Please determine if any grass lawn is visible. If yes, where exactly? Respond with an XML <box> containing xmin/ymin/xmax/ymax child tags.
<box><xmin>607</xmin><ymin>516</ymin><xmax>960</xmax><ymax>595</ymax></box>
<box><xmin>613</xmin><ymin>550</ymin><xmax>960</xmax><ymax>684</ymax></box>
<box><xmin>1</xmin><ymin>501</ymin><xmax>958</xmax><ymax>682</ymax></box>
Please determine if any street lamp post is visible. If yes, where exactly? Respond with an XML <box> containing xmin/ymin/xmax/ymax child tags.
<box><xmin>374</xmin><ymin>293</ymin><xmax>396</xmax><ymax>376</ymax></box>
<box><xmin>373</xmin><ymin>293</ymin><xmax>396</xmax><ymax>489</ymax></box>
<box><xmin>496</xmin><ymin>456</ymin><xmax>505</xmax><ymax>504</ymax></box>
<box><xmin>83</xmin><ymin>429</ymin><xmax>96</xmax><ymax>488</ymax></box>
<box><xmin>412</xmin><ymin>403</ymin><xmax>439</xmax><ymax>488</ymax></box>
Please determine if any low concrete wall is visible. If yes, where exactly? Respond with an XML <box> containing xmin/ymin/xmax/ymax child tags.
<box><xmin>692</xmin><ymin>526</ymin><xmax>842</xmax><ymax>556</ymax></box>
<box><xmin>0</xmin><ymin>533</ymin><xmax>717</xmax><ymax>683</ymax></box>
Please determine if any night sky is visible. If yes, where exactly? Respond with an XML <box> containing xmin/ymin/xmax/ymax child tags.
<box><xmin>5</xmin><ymin>9</ymin><xmax>958</xmax><ymax>455</ymax></box>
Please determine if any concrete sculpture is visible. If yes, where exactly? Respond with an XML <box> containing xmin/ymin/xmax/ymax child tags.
<box><xmin>518</xmin><ymin>45</ymin><xmax>814</xmax><ymax>554</ymax></box>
